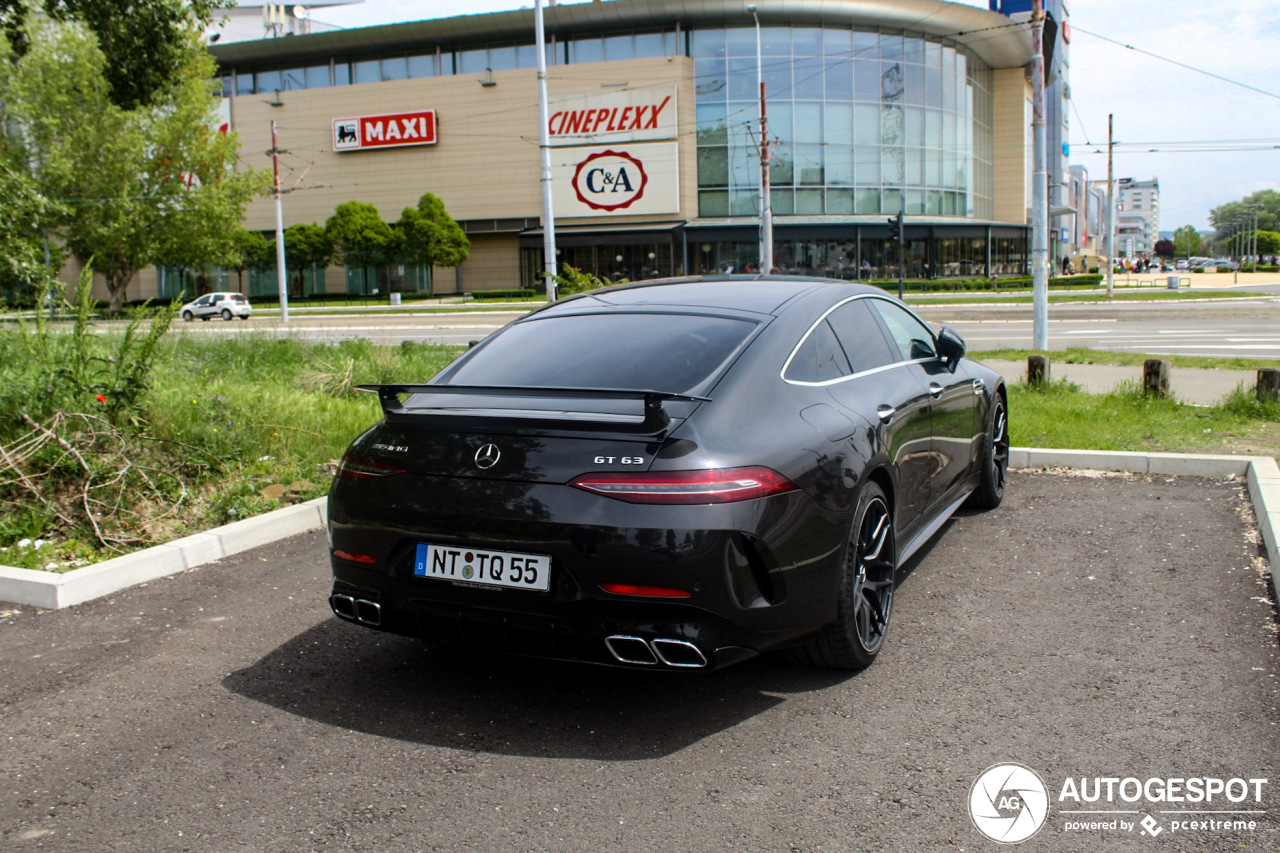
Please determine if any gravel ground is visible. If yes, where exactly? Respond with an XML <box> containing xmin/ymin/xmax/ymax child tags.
<box><xmin>1</xmin><ymin>470</ymin><xmax>1276</xmax><ymax>852</ymax></box>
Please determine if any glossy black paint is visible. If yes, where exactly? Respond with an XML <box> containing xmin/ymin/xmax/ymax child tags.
<box><xmin>327</xmin><ymin>276</ymin><xmax>1006</xmax><ymax>670</ymax></box>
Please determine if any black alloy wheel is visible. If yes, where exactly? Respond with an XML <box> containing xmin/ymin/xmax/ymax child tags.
<box><xmin>792</xmin><ymin>482</ymin><xmax>896</xmax><ymax>670</ymax></box>
<box><xmin>969</xmin><ymin>395</ymin><xmax>1008</xmax><ymax>509</ymax></box>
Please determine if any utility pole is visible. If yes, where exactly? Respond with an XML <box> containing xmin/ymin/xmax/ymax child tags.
<box><xmin>535</xmin><ymin>0</ymin><xmax>558</xmax><ymax>301</ymax></box>
<box><xmin>748</xmin><ymin>5</ymin><xmax>772</xmax><ymax>274</ymax></box>
<box><xmin>1105</xmin><ymin>114</ymin><xmax>1115</xmax><ymax>298</ymax></box>
<box><xmin>888</xmin><ymin>212</ymin><xmax>905</xmax><ymax>300</ymax></box>
<box><xmin>1030</xmin><ymin>0</ymin><xmax>1049</xmax><ymax>349</ymax></box>
<box><xmin>270</xmin><ymin>120</ymin><xmax>289</xmax><ymax>323</ymax></box>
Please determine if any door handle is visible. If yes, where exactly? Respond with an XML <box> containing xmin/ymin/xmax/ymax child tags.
<box><xmin>876</xmin><ymin>404</ymin><xmax>895</xmax><ymax>423</ymax></box>
<box><xmin>928</xmin><ymin>383</ymin><xmax>944</xmax><ymax>398</ymax></box>
<box><xmin>972</xmin><ymin>378</ymin><xmax>985</xmax><ymax>395</ymax></box>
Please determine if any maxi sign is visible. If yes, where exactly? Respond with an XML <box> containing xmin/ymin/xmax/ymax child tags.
<box><xmin>333</xmin><ymin>110</ymin><xmax>437</xmax><ymax>152</ymax></box>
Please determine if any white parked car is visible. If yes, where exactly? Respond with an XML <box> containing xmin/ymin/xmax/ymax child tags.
<box><xmin>180</xmin><ymin>292</ymin><xmax>252</xmax><ymax>321</ymax></box>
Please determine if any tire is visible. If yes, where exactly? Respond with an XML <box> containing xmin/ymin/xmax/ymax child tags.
<box><xmin>182</xmin><ymin>310</ymin><xmax>193</xmax><ymax>322</ymax></box>
<box><xmin>240</xmin><ymin>314</ymin><xmax>250</xmax><ymax>321</ymax></box>
<box><xmin>967</xmin><ymin>392</ymin><xmax>1008</xmax><ymax>510</ymax></box>
<box><xmin>791</xmin><ymin>482</ymin><xmax>895</xmax><ymax>670</ymax></box>
<box><xmin>221</xmin><ymin>308</ymin><xmax>233</xmax><ymax>321</ymax></box>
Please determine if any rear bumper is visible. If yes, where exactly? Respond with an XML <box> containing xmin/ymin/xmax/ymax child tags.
<box><xmin>326</xmin><ymin>476</ymin><xmax>849</xmax><ymax>670</ymax></box>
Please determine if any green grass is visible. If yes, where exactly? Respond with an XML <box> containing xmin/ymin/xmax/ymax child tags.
<box><xmin>0</xmin><ymin>335</ymin><xmax>464</xmax><ymax>571</ymax></box>
<box><xmin>972</xmin><ymin>347</ymin><xmax>1277</xmax><ymax>372</ymax></box>
<box><xmin>1009</xmin><ymin>380</ymin><xmax>1280</xmax><ymax>461</ymax></box>
<box><xmin>909</xmin><ymin>290</ymin><xmax>1261</xmax><ymax>305</ymax></box>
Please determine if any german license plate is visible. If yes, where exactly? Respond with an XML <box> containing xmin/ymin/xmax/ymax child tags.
<box><xmin>413</xmin><ymin>543</ymin><xmax>551</xmax><ymax>591</ymax></box>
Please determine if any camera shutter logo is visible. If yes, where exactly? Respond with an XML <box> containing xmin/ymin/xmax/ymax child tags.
<box><xmin>474</xmin><ymin>443</ymin><xmax>501</xmax><ymax>470</ymax></box>
<box><xmin>969</xmin><ymin>763</ymin><xmax>1050</xmax><ymax>844</ymax></box>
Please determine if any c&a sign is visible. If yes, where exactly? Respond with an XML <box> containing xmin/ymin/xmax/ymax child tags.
<box><xmin>333</xmin><ymin>110</ymin><xmax>437</xmax><ymax>152</ymax></box>
<box><xmin>553</xmin><ymin>143</ymin><xmax>678</xmax><ymax>218</ymax></box>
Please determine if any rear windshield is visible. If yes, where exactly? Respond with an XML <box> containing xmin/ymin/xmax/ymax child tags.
<box><xmin>444</xmin><ymin>313</ymin><xmax>756</xmax><ymax>393</ymax></box>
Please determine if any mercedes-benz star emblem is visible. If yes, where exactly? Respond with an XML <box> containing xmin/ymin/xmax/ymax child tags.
<box><xmin>474</xmin><ymin>443</ymin><xmax>501</xmax><ymax>470</ymax></box>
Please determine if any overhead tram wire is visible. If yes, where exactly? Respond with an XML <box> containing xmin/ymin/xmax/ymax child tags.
<box><xmin>1071</xmin><ymin>25</ymin><xmax>1280</xmax><ymax>103</ymax></box>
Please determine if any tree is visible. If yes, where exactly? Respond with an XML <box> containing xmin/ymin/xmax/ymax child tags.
<box><xmin>1153</xmin><ymin>239</ymin><xmax>1175</xmax><ymax>259</ymax></box>
<box><xmin>226</xmin><ymin>229</ymin><xmax>272</xmax><ymax>292</ymax></box>
<box><xmin>396</xmin><ymin>193</ymin><xmax>470</xmax><ymax>279</ymax></box>
<box><xmin>1256</xmin><ymin>231</ymin><xmax>1280</xmax><ymax>257</ymax></box>
<box><xmin>0</xmin><ymin>0</ymin><xmax>219</xmax><ymax>110</ymax></box>
<box><xmin>0</xmin><ymin>162</ymin><xmax>62</xmax><ymax>302</ymax></box>
<box><xmin>325</xmin><ymin>201</ymin><xmax>393</xmax><ymax>297</ymax></box>
<box><xmin>1172</xmin><ymin>225</ymin><xmax>1203</xmax><ymax>259</ymax></box>
<box><xmin>1209</xmin><ymin>189</ymin><xmax>1280</xmax><ymax>234</ymax></box>
<box><xmin>282</xmin><ymin>223</ymin><xmax>332</xmax><ymax>296</ymax></box>
<box><xmin>1</xmin><ymin>19</ymin><xmax>267</xmax><ymax>312</ymax></box>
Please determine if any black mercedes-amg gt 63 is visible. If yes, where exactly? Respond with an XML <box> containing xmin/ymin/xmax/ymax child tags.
<box><xmin>327</xmin><ymin>277</ymin><xmax>1007</xmax><ymax>671</ymax></box>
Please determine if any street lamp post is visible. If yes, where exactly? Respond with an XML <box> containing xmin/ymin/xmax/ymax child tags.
<box><xmin>747</xmin><ymin>5</ymin><xmax>772</xmax><ymax>274</ymax></box>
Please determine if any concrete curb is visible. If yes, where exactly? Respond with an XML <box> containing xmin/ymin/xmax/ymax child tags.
<box><xmin>1</xmin><ymin>449</ymin><xmax>1276</xmax><ymax>610</ymax></box>
<box><xmin>1012</xmin><ymin>448</ymin><xmax>1279</xmax><ymax>591</ymax></box>
<box><xmin>0</xmin><ymin>498</ymin><xmax>327</xmax><ymax>610</ymax></box>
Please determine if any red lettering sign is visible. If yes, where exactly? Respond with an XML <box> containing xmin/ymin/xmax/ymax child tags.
<box><xmin>333</xmin><ymin>111</ymin><xmax>437</xmax><ymax>152</ymax></box>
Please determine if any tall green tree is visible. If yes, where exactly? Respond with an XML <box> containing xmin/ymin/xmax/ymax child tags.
<box><xmin>226</xmin><ymin>228</ymin><xmax>272</xmax><ymax>292</ymax></box>
<box><xmin>282</xmin><ymin>223</ymin><xmax>333</xmax><ymax>295</ymax></box>
<box><xmin>1172</xmin><ymin>224</ymin><xmax>1203</xmax><ymax>259</ymax></box>
<box><xmin>0</xmin><ymin>163</ymin><xmax>62</xmax><ymax>301</ymax></box>
<box><xmin>396</xmin><ymin>192</ymin><xmax>470</xmax><ymax>274</ymax></box>
<box><xmin>0</xmin><ymin>0</ymin><xmax>218</xmax><ymax>110</ymax></box>
<box><xmin>1</xmin><ymin>19</ymin><xmax>267</xmax><ymax>313</ymax></box>
<box><xmin>1209</xmin><ymin>189</ymin><xmax>1280</xmax><ymax>234</ymax></box>
<box><xmin>325</xmin><ymin>201</ymin><xmax>393</xmax><ymax>297</ymax></box>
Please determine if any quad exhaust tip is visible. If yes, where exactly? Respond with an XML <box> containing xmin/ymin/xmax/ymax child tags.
<box><xmin>605</xmin><ymin>635</ymin><xmax>707</xmax><ymax>668</ymax></box>
<box><xmin>330</xmin><ymin>594</ymin><xmax>381</xmax><ymax>627</ymax></box>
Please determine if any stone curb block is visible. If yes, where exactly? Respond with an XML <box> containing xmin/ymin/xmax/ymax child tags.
<box><xmin>0</xmin><ymin>497</ymin><xmax>327</xmax><ymax>610</ymax></box>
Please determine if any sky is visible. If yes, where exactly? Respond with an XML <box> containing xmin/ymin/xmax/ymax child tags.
<box><xmin>312</xmin><ymin>0</ymin><xmax>1280</xmax><ymax>232</ymax></box>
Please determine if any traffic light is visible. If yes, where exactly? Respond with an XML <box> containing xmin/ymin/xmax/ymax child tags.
<box><xmin>887</xmin><ymin>212</ymin><xmax>905</xmax><ymax>246</ymax></box>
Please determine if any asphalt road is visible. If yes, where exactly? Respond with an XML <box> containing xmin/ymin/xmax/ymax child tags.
<box><xmin>2</xmin><ymin>471</ymin><xmax>1277</xmax><ymax>852</ymax></box>
<box><xmin>164</xmin><ymin>296</ymin><xmax>1280</xmax><ymax>359</ymax></box>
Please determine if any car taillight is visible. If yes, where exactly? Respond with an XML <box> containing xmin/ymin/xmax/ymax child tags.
<box><xmin>335</xmin><ymin>452</ymin><xmax>406</xmax><ymax>480</ymax></box>
<box><xmin>600</xmin><ymin>583</ymin><xmax>691</xmax><ymax>598</ymax></box>
<box><xmin>569</xmin><ymin>467</ymin><xmax>796</xmax><ymax>504</ymax></box>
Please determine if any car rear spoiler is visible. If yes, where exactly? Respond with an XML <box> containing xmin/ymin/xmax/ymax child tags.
<box><xmin>356</xmin><ymin>384</ymin><xmax>710</xmax><ymax>435</ymax></box>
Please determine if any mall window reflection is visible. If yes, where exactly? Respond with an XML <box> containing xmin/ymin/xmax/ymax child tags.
<box><xmin>693</xmin><ymin>25</ymin><xmax>992</xmax><ymax>221</ymax></box>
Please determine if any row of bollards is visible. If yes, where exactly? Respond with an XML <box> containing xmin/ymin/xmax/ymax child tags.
<box><xmin>1026</xmin><ymin>355</ymin><xmax>1280</xmax><ymax>403</ymax></box>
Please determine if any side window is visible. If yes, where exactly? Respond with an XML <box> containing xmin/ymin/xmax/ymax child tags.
<box><xmin>785</xmin><ymin>320</ymin><xmax>852</xmax><ymax>383</ymax></box>
<box><xmin>825</xmin><ymin>299</ymin><xmax>898</xmax><ymax>373</ymax></box>
<box><xmin>869</xmin><ymin>300</ymin><xmax>938</xmax><ymax>361</ymax></box>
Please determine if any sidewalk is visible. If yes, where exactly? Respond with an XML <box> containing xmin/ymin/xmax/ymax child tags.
<box><xmin>980</xmin><ymin>359</ymin><xmax>1257</xmax><ymax>406</ymax></box>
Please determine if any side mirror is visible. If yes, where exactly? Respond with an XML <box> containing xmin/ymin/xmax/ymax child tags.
<box><xmin>936</xmin><ymin>326</ymin><xmax>966</xmax><ymax>370</ymax></box>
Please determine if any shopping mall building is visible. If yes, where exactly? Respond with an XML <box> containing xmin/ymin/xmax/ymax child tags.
<box><xmin>188</xmin><ymin>0</ymin><xmax>1038</xmax><ymax>298</ymax></box>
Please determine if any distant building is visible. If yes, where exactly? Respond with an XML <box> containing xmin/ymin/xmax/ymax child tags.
<box><xmin>208</xmin><ymin>2</ymin><xmax>349</xmax><ymax>44</ymax></box>
<box><xmin>989</xmin><ymin>0</ymin><xmax>1071</xmax><ymax>264</ymax></box>
<box><xmin>1116</xmin><ymin>177</ymin><xmax>1160</xmax><ymax>257</ymax></box>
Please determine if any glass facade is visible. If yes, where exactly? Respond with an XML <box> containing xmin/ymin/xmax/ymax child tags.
<box><xmin>693</xmin><ymin>26</ymin><xmax>993</xmax><ymax>222</ymax></box>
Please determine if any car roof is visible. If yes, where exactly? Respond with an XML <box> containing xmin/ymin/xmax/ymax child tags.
<box><xmin>541</xmin><ymin>275</ymin><xmax>888</xmax><ymax>317</ymax></box>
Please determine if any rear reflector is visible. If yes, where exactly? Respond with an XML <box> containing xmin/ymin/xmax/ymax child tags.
<box><xmin>332</xmin><ymin>550</ymin><xmax>377</xmax><ymax>564</ymax></box>
<box><xmin>335</xmin><ymin>453</ymin><xmax>406</xmax><ymax>480</ymax></box>
<box><xmin>570</xmin><ymin>467</ymin><xmax>796</xmax><ymax>504</ymax></box>
<box><xmin>600</xmin><ymin>583</ymin><xmax>691</xmax><ymax>598</ymax></box>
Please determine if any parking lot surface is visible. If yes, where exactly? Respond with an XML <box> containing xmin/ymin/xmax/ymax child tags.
<box><xmin>1</xmin><ymin>471</ymin><xmax>1276</xmax><ymax>852</ymax></box>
